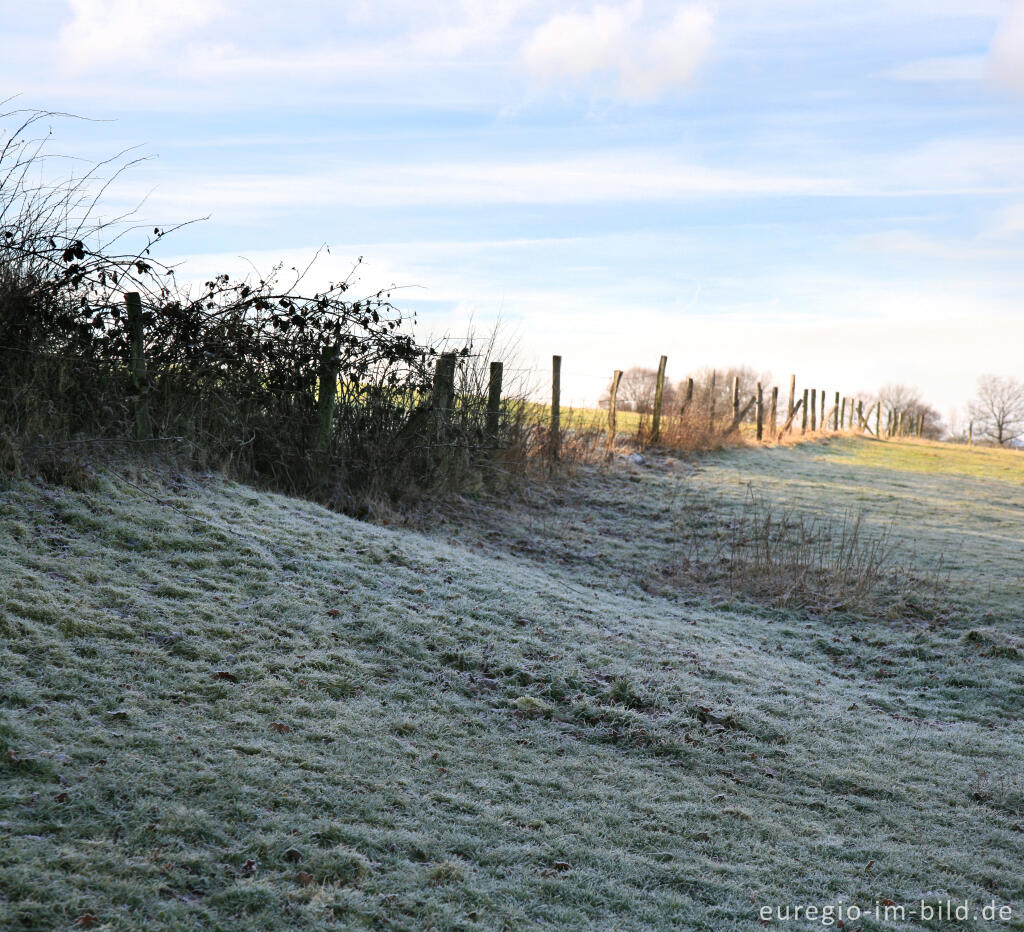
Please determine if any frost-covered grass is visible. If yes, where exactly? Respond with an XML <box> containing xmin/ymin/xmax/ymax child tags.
<box><xmin>2</xmin><ymin>439</ymin><xmax>1023</xmax><ymax>930</ymax></box>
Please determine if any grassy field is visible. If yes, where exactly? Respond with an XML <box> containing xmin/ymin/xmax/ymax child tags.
<box><xmin>1</xmin><ymin>437</ymin><xmax>1022</xmax><ymax>930</ymax></box>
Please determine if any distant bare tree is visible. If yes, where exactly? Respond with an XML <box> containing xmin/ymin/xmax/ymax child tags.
<box><xmin>968</xmin><ymin>374</ymin><xmax>1024</xmax><ymax>446</ymax></box>
<box><xmin>615</xmin><ymin>367</ymin><xmax>659</xmax><ymax>413</ymax></box>
<box><xmin>877</xmin><ymin>383</ymin><xmax>943</xmax><ymax>438</ymax></box>
<box><xmin>690</xmin><ymin>366</ymin><xmax>771</xmax><ymax>423</ymax></box>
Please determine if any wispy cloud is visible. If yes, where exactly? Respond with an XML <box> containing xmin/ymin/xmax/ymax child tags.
<box><xmin>881</xmin><ymin>55</ymin><xmax>986</xmax><ymax>83</ymax></box>
<box><xmin>520</xmin><ymin>2</ymin><xmax>714</xmax><ymax>100</ymax></box>
<box><xmin>58</xmin><ymin>0</ymin><xmax>223</xmax><ymax>74</ymax></box>
<box><xmin>990</xmin><ymin>0</ymin><xmax>1024</xmax><ymax>91</ymax></box>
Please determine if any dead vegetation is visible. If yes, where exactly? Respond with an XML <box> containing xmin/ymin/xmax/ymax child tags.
<box><xmin>670</xmin><ymin>485</ymin><xmax>954</xmax><ymax>620</ymax></box>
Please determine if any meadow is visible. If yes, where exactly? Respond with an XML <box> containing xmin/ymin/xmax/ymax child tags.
<box><xmin>2</xmin><ymin>434</ymin><xmax>1022</xmax><ymax>930</ymax></box>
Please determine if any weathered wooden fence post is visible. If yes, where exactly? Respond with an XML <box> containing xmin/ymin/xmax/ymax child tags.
<box><xmin>731</xmin><ymin>375</ymin><xmax>740</xmax><ymax>426</ymax></box>
<box><xmin>550</xmin><ymin>354</ymin><xmax>561</xmax><ymax>459</ymax></box>
<box><xmin>769</xmin><ymin>386</ymin><xmax>778</xmax><ymax>439</ymax></box>
<box><xmin>833</xmin><ymin>392</ymin><xmax>840</xmax><ymax>430</ymax></box>
<box><xmin>124</xmin><ymin>292</ymin><xmax>152</xmax><ymax>442</ymax></box>
<box><xmin>875</xmin><ymin>403</ymin><xmax>881</xmax><ymax>438</ymax></box>
<box><xmin>788</xmin><ymin>374</ymin><xmax>796</xmax><ymax>419</ymax></box>
<box><xmin>707</xmin><ymin>370</ymin><xmax>717</xmax><ymax>429</ymax></box>
<box><xmin>897</xmin><ymin>410</ymin><xmax>904</xmax><ymax>437</ymax></box>
<box><xmin>801</xmin><ymin>388</ymin><xmax>809</xmax><ymax>434</ymax></box>
<box><xmin>652</xmin><ymin>354</ymin><xmax>667</xmax><ymax>442</ymax></box>
<box><xmin>820</xmin><ymin>389</ymin><xmax>826</xmax><ymax>428</ymax></box>
<box><xmin>810</xmin><ymin>388</ymin><xmax>817</xmax><ymax>431</ymax></box>
<box><xmin>839</xmin><ymin>397</ymin><xmax>846</xmax><ymax>429</ymax></box>
<box><xmin>756</xmin><ymin>382</ymin><xmax>764</xmax><ymax>441</ymax></box>
<box><xmin>730</xmin><ymin>396</ymin><xmax>756</xmax><ymax>432</ymax></box>
<box><xmin>608</xmin><ymin>369</ymin><xmax>622</xmax><ymax>443</ymax></box>
<box><xmin>780</xmin><ymin>398</ymin><xmax>803</xmax><ymax>435</ymax></box>
<box><xmin>857</xmin><ymin>400</ymin><xmax>864</xmax><ymax>432</ymax></box>
<box><xmin>680</xmin><ymin>377</ymin><xmax>694</xmax><ymax>417</ymax></box>
<box><xmin>486</xmin><ymin>361</ymin><xmax>503</xmax><ymax>443</ymax></box>
<box><xmin>968</xmin><ymin>420</ymin><xmax>974</xmax><ymax>446</ymax></box>
<box><xmin>917</xmin><ymin>412</ymin><xmax>925</xmax><ymax>438</ymax></box>
<box><xmin>314</xmin><ymin>342</ymin><xmax>340</xmax><ymax>455</ymax></box>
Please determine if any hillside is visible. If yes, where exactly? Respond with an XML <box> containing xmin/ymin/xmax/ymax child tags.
<box><xmin>2</xmin><ymin>437</ymin><xmax>1023</xmax><ymax>930</ymax></box>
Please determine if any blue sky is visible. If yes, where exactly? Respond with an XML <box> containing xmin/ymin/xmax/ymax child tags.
<box><xmin>4</xmin><ymin>1</ymin><xmax>1024</xmax><ymax>422</ymax></box>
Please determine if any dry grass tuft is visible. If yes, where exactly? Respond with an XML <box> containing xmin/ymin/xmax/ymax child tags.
<box><xmin>672</xmin><ymin>485</ymin><xmax>952</xmax><ymax>619</ymax></box>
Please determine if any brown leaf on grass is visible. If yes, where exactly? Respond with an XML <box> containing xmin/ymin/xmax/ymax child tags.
<box><xmin>241</xmin><ymin>858</ymin><xmax>257</xmax><ymax>876</ymax></box>
<box><xmin>296</xmin><ymin>871</ymin><xmax>314</xmax><ymax>886</ymax></box>
<box><xmin>325</xmin><ymin>609</ymin><xmax>341</xmax><ymax>617</ymax></box>
<box><xmin>212</xmin><ymin>671</ymin><xmax>238</xmax><ymax>682</ymax></box>
<box><xmin>284</xmin><ymin>847</ymin><xmax>303</xmax><ymax>863</ymax></box>
<box><xmin>269</xmin><ymin>722</ymin><xmax>291</xmax><ymax>734</ymax></box>
<box><xmin>73</xmin><ymin>914</ymin><xmax>100</xmax><ymax>927</ymax></box>
<box><xmin>54</xmin><ymin>791</ymin><xmax>69</xmax><ymax>803</ymax></box>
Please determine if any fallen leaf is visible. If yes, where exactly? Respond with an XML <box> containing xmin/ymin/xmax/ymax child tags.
<box><xmin>284</xmin><ymin>847</ymin><xmax>303</xmax><ymax>863</ymax></box>
<box><xmin>73</xmin><ymin>914</ymin><xmax>100</xmax><ymax>927</ymax></box>
<box><xmin>296</xmin><ymin>871</ymin><xmax>314</xmax><ymax>886</ymax></box>
<box><xmin>865</xmin><ymin>859</ymin><xmax>875</xmax><ymax>872</ymax></box>
<box><xmin>694</xmin><ymin>832</ymin><xmax>712</xmax><ymax>842</ymax></box>
<box><xmin>241</xmin><ymin>858</ymin><xmax>257</xmax><ymax>876</ymax></box>
<box><xmin>212</xmin><ymin>671</ymin><xmax>238</xmax><ymax>682</ymax></box>
<box><xmin>269</xmin><ymin>722</ymin><xmax>291</xmax><ymax>734</ymax></box>
<box><xmin>552</xmin><ymin>861</ymin><xmax>571</xmax><ymax>871</ymax></box>
<box><xmin>325</xmin><ymin>609</ymin><xmax>341</xmax><ymax>617</ymax></box>
<box><xmin>54</xmin><ymin>792</ymin><xmax>69</xmax><ymax>803</ymax></box>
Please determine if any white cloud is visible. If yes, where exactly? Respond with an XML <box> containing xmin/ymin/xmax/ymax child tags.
<box><xmin>882</xmin><ymin>55</ymin><xmax>986</xmax><ymax>83</ymax></box>
<box><xmin>58</xmin><ymin>0</ymin><xmax>221</xmax><ymax>74</ymax></box>
<box><xmin>990</xmin><ymin>0</ymin><xmax>1024</xmax><ymax>91</ymax></box>
<box><xmin>521</xmin><ymin>1</ymin><xmax>713</xmax><ymax>100</ymax></box>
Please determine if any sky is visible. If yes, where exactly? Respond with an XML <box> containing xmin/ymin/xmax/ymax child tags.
<box><xmin>3</xmin><ymin>0</ymin><xmax>1024</xmax><ymax>424</ymax></box>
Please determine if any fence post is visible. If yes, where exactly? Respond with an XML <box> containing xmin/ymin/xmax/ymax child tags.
<box><xmin>810</xmin><ymin>388</ymin><xmax>817</xmax><ymax>431</ymax></box>
<box><xmin>788</xmin><ymin>374</ymin><xmax>796</xmax><ymax>419</ymax></box>
<box><xmin>486</xmin><ymin>360</ymin><xmax>503</xmax><ymax>443</ymax></box>
<box><xmin>857</xmin><ymin>400</ymin><xmax>864</xmax><ymax>431</ymax></box>
<box><xmin>780</xmin><ymin>398</ymin><xmax>803</xmax><ymax>435</ymax></box>
<box><xmin>314</xmin><ymin>343</ymin><xmax>340</xmax><ymax>455</ymax></box>
<box><xmin>769</xmin><ymin>386</ymin><xmax>778</xmax><ymax>439</ymax></box>
<box><xmin>680</xmin><ymin>377</ymin><xmax>694</xmax><ymax>417</ymax></box>
<box><xmin>917</xmin><ymin>412</ymin><xmax>925</xmax><ymax>438</ymax></box>
<box><xmin>801</xmin><ymin>389</ymin><xmax>809</xmax><ymax>434</ymax></box>
<box><xmin>731</xmin><ymin>376</ymin><xmax>740</xmax><ymax>426</ymax></box>
<box><xmin>433</xmin><ymin>352</ymin><xmax>457</xmax><ymax>426</ymax></box>
<box><xmin>820</xmin><ymin>389</ymin><xmax>826</xmax><ymax>428</ymax></box>
<box><xmin>550</xmin><ymin>354</ymin><xmax>561</xmax><ymax>459</ymax></box>
<box><xmin>652</xmin><ymin>354</ymin><xmax>667</xmax><ymax>442</ymax></box>
<box><xmin>608</xmin><ymin>369</ymin><xmax>622</xmax><ymax>443</ymax></box>
<box><xmin>756</xmin><ymin>382</ymin><xmax>764</xmax><ymax>441</ymax></box>
<box><xmin>875</xmin><ymin>403</ymin><xmax>881</xmax><ymax>438</ymax></box>
<box><xmin>968</xmin><ymin>420</ymin><xmax>973</xmax><ymax>446</ymax></box>
<box><xmin>897</xmin><ymin>410</ymin><xmax>904</xmax><ymax>437</ymax></box>
<box><xmin>707</xmin><ymin>370</ymin><xmax>717</xmax><ymax>429</ymax></box>
<box><xmin>124</xmin><ymin>292</ymin><xmax>152</xmax><ymax>442</ymax></box>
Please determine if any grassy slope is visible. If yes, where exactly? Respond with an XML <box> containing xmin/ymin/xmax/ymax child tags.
<box><xmin>1</xmin><ymin>439</ymin><xmax>1022</xmax><ymax>931</ymax></box>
